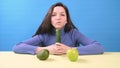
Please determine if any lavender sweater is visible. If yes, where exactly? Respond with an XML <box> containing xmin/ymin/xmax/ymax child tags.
<box><xmin>13</xmin><ymin>29</ymin><xmax>104</xmax><ymax>55</ymax></box>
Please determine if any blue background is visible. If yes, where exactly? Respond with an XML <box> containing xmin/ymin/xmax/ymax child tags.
<box><xmin>0</xmin><ymin>0</ymin><xmax>120</xmax><ymax>51</ymax></box>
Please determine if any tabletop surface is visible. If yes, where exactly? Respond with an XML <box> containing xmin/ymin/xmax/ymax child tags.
<box><xmin>0</xmin><ymin>51</ymin><xmax>120</xmax><ymax>68</ymax></box>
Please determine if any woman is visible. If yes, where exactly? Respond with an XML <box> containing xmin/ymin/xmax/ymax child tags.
<box><xmin>13</xmin><ymin>2</ymin><xmax>104</xmax><ymax>55</ymax></box>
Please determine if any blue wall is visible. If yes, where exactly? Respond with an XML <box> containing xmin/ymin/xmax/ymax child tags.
<box><xmin>0</xmin><ymin>0</ymin><xmax>120</xmax><ymax>51</ymax></box>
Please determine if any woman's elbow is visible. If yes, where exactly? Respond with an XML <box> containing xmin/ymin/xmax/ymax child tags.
<box><xmin>95</xmin><ymin>43</ymin><xmax>104</xmax><ymax>54</ymax></box>
<box><xmin>98</xmin><ymin>46</ymin><xmax>104</xmax><ymax>54</ymax></box>
<box><xmin>12</xmin><ymin>44</ymin><xmax>24</xmax><ymax>54</ymax></box>
<box><xmin>12</xmin><ymin>45</ymin><xmax>19</xmax><ymax>53</ymax></box>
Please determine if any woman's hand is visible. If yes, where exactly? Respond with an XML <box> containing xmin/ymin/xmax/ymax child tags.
<box><xmin>35</xmin><ymin>43</ymin><xmax>71</xmax><ymax>55</ymax></box>
<box><xmin>46</xmin><ymin>43</ymin><xmax>71</xmax><ymax>55</ymax></box>
<box><xmin>35</xmin><ymin>44</ymin><xmax>57</xmax><ymax>55</ymax></box>
<box><xmin>55</xmin><ymin>43</ymin><xmax>71</xmax><ymax>54</ymax></box>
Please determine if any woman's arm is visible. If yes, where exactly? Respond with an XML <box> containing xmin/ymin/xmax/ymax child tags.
<box><xmin>76</xmin><ymin>41</ymin><xmax>104</xmax><ymax>55</ymax></box>
<box><xmin>72</xmin><ymin>29</ymin><xmax>104</xmax><ymax>55</ymax></box>
<box><xmin>13</xmin><ymin>35</ymin><xmax>43</xmax><ymax>55</ymax></box>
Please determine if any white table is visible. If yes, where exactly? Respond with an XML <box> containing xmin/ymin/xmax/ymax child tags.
<box><xmin>0</xmin><ymin>51</ymin><xmax>120</xmax><ymax>68</ymax></box>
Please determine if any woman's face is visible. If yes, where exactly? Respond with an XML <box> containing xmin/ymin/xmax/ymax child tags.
<box><xmin>51</xmin><ymin>6</ymin><xmax>67</xmax><ymax>29</ymax></box>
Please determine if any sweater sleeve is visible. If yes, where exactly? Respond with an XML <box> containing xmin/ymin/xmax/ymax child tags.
<box><xmin>12</xmin><ymin>35</ymin><xmax>43</xmax><ymax>55</ymax></box>
<box><xmin>72</xmin><ymin>29</ymin><xmax>104</xmax><ymax>55</ymax></box>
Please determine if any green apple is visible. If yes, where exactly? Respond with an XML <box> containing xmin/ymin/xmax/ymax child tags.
<box><xmin>66</xmin><ymin>48</ymin><xmax>79</xmax><ymax>62</ymax></box>
<box><xmin>36</xmin><ymin>49</ymin><xmax>49</xmax><ymax>60</ymax></box>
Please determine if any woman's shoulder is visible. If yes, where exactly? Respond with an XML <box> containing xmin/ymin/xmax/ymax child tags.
<box><xmin>70</xmin><ymin>29</ymin><xmax>79</xmax><ymax>33</ymax></box>
<box><xmin>36</xmin><ymin>33</ymin><xmax>49</xmax><ymax>37</ymax></box>
<box><xmin>69</xmin><ymin>29</ymin><xmax>85</xmax><ymax>37</ymax></box>
<box><xmin>67</xmin><ymin>29</ymin><xmax>80</xmax><ymax>36</ymax></box>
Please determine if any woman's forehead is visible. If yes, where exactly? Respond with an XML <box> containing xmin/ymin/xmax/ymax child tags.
<box><xmin>52</xmin><ymin>6</ymin><xmax>66</xmax><ymax>13</ymax></box>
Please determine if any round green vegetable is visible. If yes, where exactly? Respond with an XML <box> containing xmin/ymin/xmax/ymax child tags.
<box><xmin>36</xmin><ymin>49</ymin><xmax>49</xmax><ymax>60</ymax></box>
<box><xmin>66</xmin><ymin>48</ymin><xmax>79</xmax><ymax>62</ymax></box>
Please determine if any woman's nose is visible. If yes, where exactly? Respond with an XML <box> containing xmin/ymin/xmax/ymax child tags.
<box><xmin>56</xmin><ymin>15</ymin><xmax>61</xmax><ymax>20</ymax></box>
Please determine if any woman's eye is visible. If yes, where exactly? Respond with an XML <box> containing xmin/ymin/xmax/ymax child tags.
<box><xmin>52</xmin><ymin>14</ymin><xmax>56</xmax><ymax>16</ymax></box>
<box><xmin>61</xmin><ymin>14</ymin><xmax>65</xmax><ymax>16</ymax></box>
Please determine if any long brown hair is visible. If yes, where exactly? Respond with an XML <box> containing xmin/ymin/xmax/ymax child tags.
<box><xmin>34</xmin><ymin>2</ymin><xmax>77</xmax><ymax>36</ymax></box>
